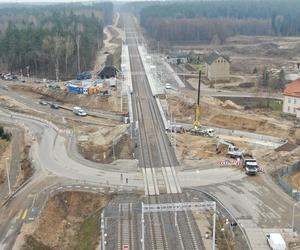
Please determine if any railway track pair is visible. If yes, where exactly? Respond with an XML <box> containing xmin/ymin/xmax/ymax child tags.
<box><xmin>120</xmin><ymin>14</ymin><xmax>205</xmax><ymax>250</ymax></box>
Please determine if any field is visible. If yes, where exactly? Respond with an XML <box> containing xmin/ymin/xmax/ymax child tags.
<box><xmin>21</xmin><ymin>191</ymin><xmax>109</xmax><ymax>250</ymax></box>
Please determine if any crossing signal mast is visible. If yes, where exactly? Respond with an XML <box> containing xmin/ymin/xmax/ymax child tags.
<box><xmin>193</xmin><ymin>71</ymin><xmax>201</xmax><ymax>130</ymax></box>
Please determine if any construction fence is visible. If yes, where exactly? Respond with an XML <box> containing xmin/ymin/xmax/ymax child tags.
<box><xmin>277</xmin><ymin>161</ymin><xmax>300</xmax><ymax>201</ymax></box>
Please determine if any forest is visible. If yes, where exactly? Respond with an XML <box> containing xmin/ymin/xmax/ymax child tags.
<box><xmin>0</xmin><ymin>2</ymin><xmax>113</xmax><ymax>80</ymax></box>
<box><xmin>140</xmin><ymin>0</ymin><xmax>300</xmax><ymax>43</ymax></box>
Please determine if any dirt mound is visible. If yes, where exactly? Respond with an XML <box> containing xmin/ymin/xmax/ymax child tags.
<box><xmin>209</xmin><ymin>113</ymin><xmax>265</xmax><ymax>132</ymax></box>
<box><xmin>22</xmin><ymin>191</ymin><xmax>108</xmax><ymax>250</ymax></box>
<box><xmin>295</xmin><ymin>129</ymin><xmax>300</xmax><ymax>145</ymax></box>
<box><xmin>167</xmin><ymin>94</ymin><xmax>292</xmax><ymax>137</ymax></box>
<box><xmin>79</xmin><ymin>133</ymin><xmax>132</xmax><ymax>163</ymax></box>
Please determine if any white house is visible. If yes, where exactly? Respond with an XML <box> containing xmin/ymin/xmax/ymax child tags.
<box><xmin>205</xmin><ymin>50</ymin><xmax>230</xmax><ymax>81</ymax></box>
<box><xmin>283</xmin><ymin>78</ymin><xmax>300</xmax><ymax>118</ymax></box>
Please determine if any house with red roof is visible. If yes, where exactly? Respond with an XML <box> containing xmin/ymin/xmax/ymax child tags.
<box><xmin>283</xmin><ymin>78</ymin><xmax>300</xmax><ymax>117</ymax></box>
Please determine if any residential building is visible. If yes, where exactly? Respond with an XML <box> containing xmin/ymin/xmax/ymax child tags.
<box><xmin>166</xmin><ymin>52</ymin><xmax>188</xmax><ymax>64</ymax></box>
<box><xmin>205</xmin><ymin>50</ymin><xmax>230</xmax><ymax>81</ymax></box>
<box><xmin>283</xmin><ymin>78</ymin><xmax>300</xmax><ymax>118</ymax></box>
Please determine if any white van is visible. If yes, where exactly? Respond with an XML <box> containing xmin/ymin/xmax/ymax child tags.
<box><xmin>165</xmin><ymin>83</ymin><xmax>171</xmax><ymax>89</ymax></box>
<box><xmin>266</xmin><ymin>233</ymin><xmax>286</xmax><ymax>250</ymax></box>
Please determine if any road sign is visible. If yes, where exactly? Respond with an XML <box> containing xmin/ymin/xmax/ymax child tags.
<box><xmin>123</xmin><ymin>244</ymin><xmax>129</xmax><ymax>249</ymax></box>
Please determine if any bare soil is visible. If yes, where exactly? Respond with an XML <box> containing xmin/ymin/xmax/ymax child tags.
<box><xmin>11</xmin><ymin>84</ymin><xmax>122</xmax><ymax>113</ymax></box>
<box><xmin>173</xmin><ymin>36</ymin><xmax>300</xmax><ymax>74</ymax></box>
<box><xmin>21</xmin><ymin>191</ymin><xmax>109</xmax><ymax>250</ymax></box>
<box><xmin>15</xmin><ymin>145</ymin><xmax>33</xmax><ymax>187</ymax></box>
<box><xmin>93</xmin><ymin>13</ymin><xmax>122</xmax><ymax>73</ymax></box>
<box><xmin>167</xmin><ymin>94</ymin><xmax>293</xmax><ymax>139</ymax></box>
<box><xmin>77</xmin><ymin>124</ymin><xmax>132</xmax><ymax>163</ymax></box>
<box><xmin>175</xmin><ymin>132</ymin><xmax>253</xmax><ymax>163</ymax></box>
<box><xmin>285</xmin><ymin>171</ymin><xmax>300</xmax><ymax>190</ymax></box>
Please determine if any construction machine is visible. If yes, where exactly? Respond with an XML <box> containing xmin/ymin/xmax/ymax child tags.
<box><xmin>193</xmin><ymin>70</ymin><xmax>201</xmax><ymax>130</ymax></box>
<box><xmin>216</xmin><ymin>139</ymin><xmax>243</xmax><ymax>158</ymax></box>
<box><xmin>187</xmin><ymin>70</ymin><xmax>216</xmax><ymax>137</ymax></box>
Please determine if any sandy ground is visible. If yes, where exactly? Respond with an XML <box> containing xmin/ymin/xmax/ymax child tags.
<box><xmin>92</xmin><ymin>13</ymin><xmax>123</xmax><ymax>73</ymax></box>
<box><xmin>172</xmin><ymin>35</ymin><xmax>300</xmax><ymax>74</ymax></box>
<box><xmin>78</xmin><ymin>123</ymin><xmax>132</xmax><ymax>163</ymax></box>
<box><xmin>11</xmin><ymin>84</ymin><xmax>122</xmax><ymax>113</ymax></box>
<box><xmin>286</xmin><ymin>171</ymin><xmax>300</xmax><ymax>190</ymax></box>
<box><xmin>167</xmin><ymin>94</ymin><xmax>293</xmax><ymax>139</ymax></box>
<box><xmin>175</xmin><ymin>133</ymin><xmax>253</xmax><ymax>162</ymax></box>
<box><xmin>18</xmin><ymin>191</ymin><xmax>108</xmax><ymax>250</ymax></box>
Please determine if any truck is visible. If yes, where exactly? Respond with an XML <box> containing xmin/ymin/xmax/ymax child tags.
<box><xmin>266</xmin><ymin>233</ymin><xmax>286</xmax><ymax>250</ymax></box>
<box><xmin>243</xmin><ymin>158</ymin><xmax>259</xmax><ymax>175</ymax></box>
<box><xmin>73</xmin><ymin>106</ymin><xmax>87</xmax><ymax>116</ymax></box>
<box><xmin>167</xmin><ymin>124</ymin><xmax>184</xmax><ymax>133</ymax></box>
<box><xmin>189</xmin><ymin>128</ymin><xmax>215</xmax><ymax>137</ymax></box>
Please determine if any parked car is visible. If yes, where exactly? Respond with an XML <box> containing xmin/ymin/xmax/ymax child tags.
<box><xmin>266</xmin><ymin>233</ymin><xmax>286</xmax><ymax>250</ymax></box>
<box><xmin>73</xmin><ymin>106</ymin><xmax>87</xmax><ymax>116</ymax></box>
<box><xmin>39</xmin><ymin>100</ymin><xmax>48</xmax><ymax>105</ymax></box>
<box><xmin>76</xmin><ymin>72</ymin><xmax>92</xmax><ymax>80</ymax></box>
<box><xmin>165</xmin><ymin>83</ymin><xmax>171</xmax><ymax>89</ymax></box>
<box><xmin>50</xmin><ymin>103</ymin><xmax>60</xmax><ymax>109</ymax></box>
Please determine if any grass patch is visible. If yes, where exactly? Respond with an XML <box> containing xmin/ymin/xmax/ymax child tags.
<box><xmin>75</xmin><ymin>209</ymin><xmax>101</xmax><ymax>250</ymax></box>
<box><xmin>268</xmin><ymin>100</ymin><xmax>283</xmax><ymax>111</ymax></box>
<box><xmin>22</xmin><ymin>235</ymin><xmax>51</xmax><ymax>250</ymax></box>
<box><xmin>192</xmin><ymin>63</ymin><xmax>205</xmax><ymax>72</ymax></box>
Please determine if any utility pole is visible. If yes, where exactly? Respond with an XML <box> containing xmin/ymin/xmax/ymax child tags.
<box><xmin>212</xmin><ymin>202</ymin><xmax>216</xmax><ymax>250</ymax></box>
<box><xmin>292</xmin><ymin>201</ymin><xmax>300</xmax><ymax>234</ymax></box>
<box><xmin>141</xmin><ymin>202</ymin><xmax>145</xmax><ymax>250</ymax></box>
<box><xmin>112</xmin><ymin>139</ymin><xmax>116</xmax><ymax>161</ymax></box>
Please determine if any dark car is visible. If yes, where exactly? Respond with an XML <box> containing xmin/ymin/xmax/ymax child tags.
<box><xmin>76</xmin><ymin>72</ymin><xmax>92</xmax><ymax>80</ymax></box>
<box><xmin>50</xmin><ymin>103</ymin><xmax>60</xmax><ymax>109</ymax></box>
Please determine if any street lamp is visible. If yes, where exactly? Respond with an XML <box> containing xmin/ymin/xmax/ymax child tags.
<box><xmin>292</xmin><ymin>201</ymin><xmax>300</xmax><ymax>233</ymax></box>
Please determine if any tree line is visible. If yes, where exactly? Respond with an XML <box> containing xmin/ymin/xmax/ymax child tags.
<box><xmin>139</xmin><ymin>0</ymin><xmax>300</xmax><ymax>43</ymax></box>
<box><xmin>0</xmin><ymin>2</ymin><xmax>113</xmax><ymax>80</ymax></box>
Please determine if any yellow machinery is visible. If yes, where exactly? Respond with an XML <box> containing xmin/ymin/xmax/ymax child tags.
<box><xmin>193</xmin><ymin>71</ymin><xmax>201</xmax><ymax>130</ymax></box>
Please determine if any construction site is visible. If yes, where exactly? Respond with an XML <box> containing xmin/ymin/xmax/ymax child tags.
<box><xmin>1</xmin><ymin>6</ymin><xmax>300</xmax><ymax>250</ymax></box>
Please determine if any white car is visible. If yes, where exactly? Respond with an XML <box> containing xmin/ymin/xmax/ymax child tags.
<box><xmin>266</xmin><ymin>233</ymin><xmax>286</xmax><ymax>250</ymax></box>
<box><xmin>77</xmin><ymin>109</ymin><xmax>87</xmax><ymax>116</ymax></box>
<box><xmin>165</xmin><ymin>83</ymin><xmax>171</xmax><ymax>89</ymax></box>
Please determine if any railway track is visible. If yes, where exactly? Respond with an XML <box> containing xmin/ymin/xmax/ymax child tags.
<box><xmin>118</xmin><ymin>203</ymin><xmax>136</xmax><ymax>250</ymax></box>
<box><xmin>121</xmin><ymin>13</ymin><xmax>205</xmax><ymax>250</ymax></box>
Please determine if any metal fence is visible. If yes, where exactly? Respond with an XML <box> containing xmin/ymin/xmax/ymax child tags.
<box><xmin>277</xmin><ymin>161</ymin><xmax>300</xmax><ymax>201</ymax></box>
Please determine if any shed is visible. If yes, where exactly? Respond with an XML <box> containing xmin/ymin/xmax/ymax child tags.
<box><xmin>98</xmin><ymin>65</ymin><xmax>118</xmax><ymax>79</ymax></box>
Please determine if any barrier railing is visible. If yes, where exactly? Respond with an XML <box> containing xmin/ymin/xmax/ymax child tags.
<box><xmin>277</xmin><ymin>161</ymin><xmax>300</xmax><ymax>201</ymax></box>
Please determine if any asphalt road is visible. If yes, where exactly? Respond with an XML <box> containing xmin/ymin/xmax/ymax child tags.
<box><xmin>0</xmin><ymin>12</ymin><xmax>297</xmax><ymax>250</ymax></box>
